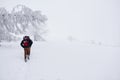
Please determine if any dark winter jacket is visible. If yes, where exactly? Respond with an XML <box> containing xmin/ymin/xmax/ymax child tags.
<box><xmin>20</xmin><ymin>39</ymin><xmax>33</xmax><ymax>48</ymax></box>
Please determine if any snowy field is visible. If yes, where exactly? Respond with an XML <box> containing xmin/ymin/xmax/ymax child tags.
<box><xmin>0</xmin><ymin>41</ymin><xmax>120</xmax><ymax>80</ymax></box>
<box><xmin>0</xmin><ymin>0</ymin><xmax>120</xmax><ymax>80</ymax></box>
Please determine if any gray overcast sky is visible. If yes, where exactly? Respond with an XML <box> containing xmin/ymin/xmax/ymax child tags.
<box><xmin>0</xmin><ymin>0</ymin><xmax>120</xmax><ymax>44</ymax></box>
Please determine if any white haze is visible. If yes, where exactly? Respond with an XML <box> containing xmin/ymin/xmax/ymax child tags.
<box><xmin>0</xmin><ymin>0</ymin><xmax>120</xmax><ymax>45</ymax></box>
<box><xmin>0</xmin><ymin>0</ymin><xmax>120</xmax><ymax>80</ymax></box>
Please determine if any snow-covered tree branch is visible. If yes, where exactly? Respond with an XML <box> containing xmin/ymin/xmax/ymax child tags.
<box><xmin>0</xmin><ymin>4</ymin><xmax>47</xmax><ymax>41</ymax></box>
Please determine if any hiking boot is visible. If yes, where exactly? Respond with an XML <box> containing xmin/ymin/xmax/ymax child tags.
<box><xmin>25</xmin><ymin>59</ymin><xmax>27</xmax><ymax>62</ymax></box>
<box><xmin>28</xmin><ymin>56</ymin><xmax>30</xmax><ymax>60</ymax></box>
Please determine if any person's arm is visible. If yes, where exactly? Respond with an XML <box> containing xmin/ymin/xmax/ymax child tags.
<box><xmin>31</xmin><ymin>40</ymin><xmax>33</xmax><ymax>45</ymax></box>
<box><xmin>20</xmin><ymin>40</ymin><xmax>24</xmax><ymax>48</ymax></box>
<box><xmin>29</xmin><ymin>40</ymin><xmax>33</xmax><ymax>47</ymax></box>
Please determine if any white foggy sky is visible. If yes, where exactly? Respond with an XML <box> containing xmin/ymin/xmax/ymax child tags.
<box><xmin>0</xmin><ymin>0</ymin><xmax>120</xmax><ymax>44</ymax></box>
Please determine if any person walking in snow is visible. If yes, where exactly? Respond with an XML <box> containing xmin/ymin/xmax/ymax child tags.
<box><xmin>20</xmin><ymin>36</ymin><xmax>33</xmax><ymax>62</ymax></box>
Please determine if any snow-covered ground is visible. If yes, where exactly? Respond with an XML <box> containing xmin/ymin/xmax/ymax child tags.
<box><xmin>0</xmin><ymin>41</ymin><xmax>120</xmax><ymax>80</ymax></box>
<box><xmin>0</xmin><ymin>0</ymin><xmax>120</xmax><ymax>80</ymax></box>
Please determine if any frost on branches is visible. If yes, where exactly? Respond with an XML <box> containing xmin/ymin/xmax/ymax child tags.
<box><xmin>0</xmin><ymin>4</ymin><xmax>47</xmax><ymax>42</ymax></box>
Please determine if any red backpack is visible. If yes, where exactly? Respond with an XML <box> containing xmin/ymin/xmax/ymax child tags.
<box><xmin>23</xmin><ymin>40</ymin><xmax>29</xmax><ymax>47</ymax></box>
